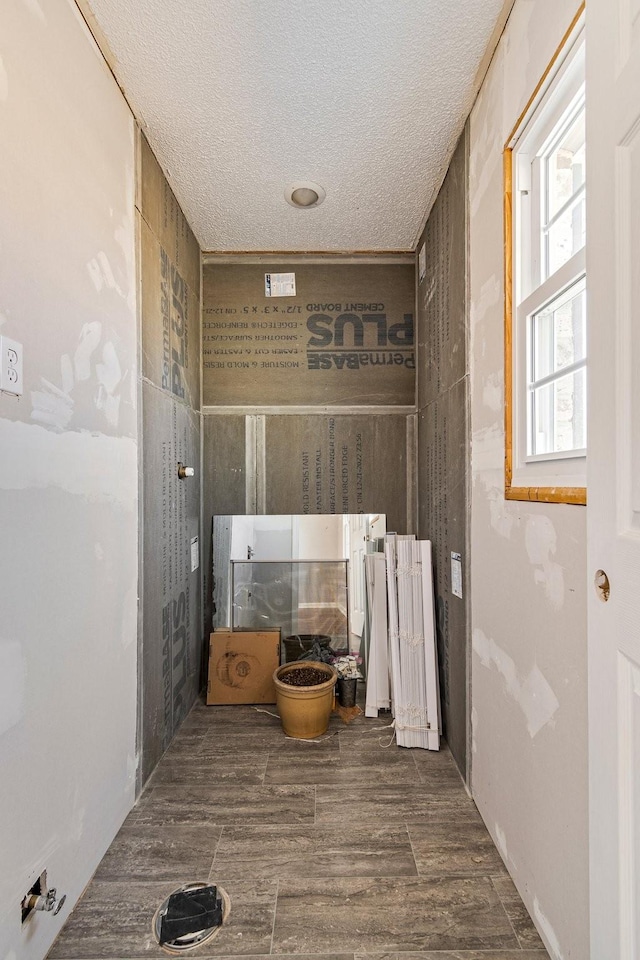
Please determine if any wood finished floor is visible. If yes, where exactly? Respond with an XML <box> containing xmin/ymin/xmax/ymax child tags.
<box><xmin>47</xmin><ymin>698</ymin><xmax>549</xmax><ymax>960</ymax></box>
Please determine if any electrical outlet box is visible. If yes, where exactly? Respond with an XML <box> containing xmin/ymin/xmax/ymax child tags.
<box><xmin>0</xmin><ymin>336</ymin><xmax>23</xmax><ymax>396</ymax></box>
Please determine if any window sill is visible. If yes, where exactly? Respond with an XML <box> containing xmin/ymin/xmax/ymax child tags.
<box><xmin>505</xmin><ymin>483</ymin><xmax>586</xmax><ymax>505</ymax></box>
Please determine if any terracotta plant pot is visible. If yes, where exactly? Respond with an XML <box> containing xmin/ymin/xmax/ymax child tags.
<box><xmin>273</xmin><ymin>661</ymin><xmax>337</xmax><ymax>739</ymax></box>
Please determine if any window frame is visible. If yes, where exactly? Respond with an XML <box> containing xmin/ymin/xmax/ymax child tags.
<box><xmin>504</xmin><ymin>5</ymin><xmax>587</xmax><ymax>505</ymax></box>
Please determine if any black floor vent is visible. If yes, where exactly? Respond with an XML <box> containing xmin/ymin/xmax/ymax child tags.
<box><xmin>153</xmin><ymin>883</ymin><xmax>227</xmax><ymax>953</ymax></box>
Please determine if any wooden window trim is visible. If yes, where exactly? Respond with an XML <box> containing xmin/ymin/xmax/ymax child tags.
<box><xmin>503</xmin><ymin>3</ymin><xmax>587</xmax><ymax>506</ymax></box>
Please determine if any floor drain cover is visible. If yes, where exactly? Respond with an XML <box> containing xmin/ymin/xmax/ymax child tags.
<box><xmin>152</xmin><ymin>883</ymin><xmax>230</xmax><ymax>954</ymax></box>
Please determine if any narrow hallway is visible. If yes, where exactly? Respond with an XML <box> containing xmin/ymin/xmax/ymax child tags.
<box><xmin>48</xmin><ymin>702</ymin><xmax>548</xmax><ymax>958</ymax></box>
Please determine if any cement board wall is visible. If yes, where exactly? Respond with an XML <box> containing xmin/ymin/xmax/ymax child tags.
<box><xmin>202</xmin><ymin>262</ymin><xmax>415</xmax><ymax>406</ymax></box>
<box><xmin>201</xmin><ymin>260</ymin><xmax>415</xmax><ymax>636</ymax></box>
<box><xmin>201</xmin><ymin>411</ymin><xmax>410</xmax><ymax>633</ymax></box>
<box><xmin>138</xmin><ymin>134</ymin><xmax>202</xmax><ymax>785</ymax></box>
<box><xmin>416</xmin><ymin>127</ymin><xmax>470</xmax><ymax>781</ymax></box>
<box><xmin>264</xmin><ymin>415</ymin><xmax>409</xmax><ymax>535</ymax></box>
<box><xmin>141</xmin><ymin>385</ymin><xmax>201</xmax><ymax>780</ymax></box>
<box><xmin>202</xmin><ymin>415</ymin><xmax>247</xmax><ymax>640</ymax></box>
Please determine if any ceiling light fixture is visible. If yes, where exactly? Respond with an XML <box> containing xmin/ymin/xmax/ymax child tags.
<box><xmin>285</xmin><ymin>182</ymin><xmax>326</xmax><ymax>209</ymax></box>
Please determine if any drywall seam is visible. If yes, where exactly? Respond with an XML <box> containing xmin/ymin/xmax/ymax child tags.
<box><xmin>494</xmin><ymin>822</ymin><xmax>511</xmax><ymax>866</ymax></box>
<box><xmin>472</xmin><ymin>628</ymin><xmax>560</xmax><ymax>738</ymax></box>
<box><xmin>524</xmin><ymin>514</ymin><xmax>565</xmax><ymax>609</ymax></box>
<box><xmin>0</xmin><ymin>418</ymin><xmax>137</xmax><ymax>507</ymax></box>
<box><xmin>533</xmin><ymin>897</ymin><xmax>564</xmax><ymax>960</ymax></box>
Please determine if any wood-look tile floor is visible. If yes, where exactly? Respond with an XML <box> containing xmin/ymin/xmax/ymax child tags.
<box><xmin>48</xmin><ymin>698</ymin><xmax>549</xmax><ymax>960</ymax></box>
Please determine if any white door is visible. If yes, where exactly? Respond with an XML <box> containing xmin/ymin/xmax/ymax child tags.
<box><xmin>587</xmin><ymin>2</ymin><xmax>640</xmax><ymax>956</ymax></box>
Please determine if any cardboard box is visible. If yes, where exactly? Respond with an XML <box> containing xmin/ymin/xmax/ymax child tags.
<box><xmin>206</xmin><ymin>631</ymin><xmax>280</xmax><ymax>705</ymax></box>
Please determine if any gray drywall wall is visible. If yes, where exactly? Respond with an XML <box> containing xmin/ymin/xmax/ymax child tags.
<box><xmin>138</xmin><ymin>134</ymin><xmax>202</xmax><ymax>785</ymax></box>
<box><xmin>416</xmin><ymin>128</ymin><xmax>470</xmax><ymax>780</ymax></box>
<box><xmin>469</xmin><ymin>1</ymin><xmax>589</xmax><ymax>955</ymax></box>
<box><xmin>0</xmin><ymin>2</ymin><xmax>137</xmax><ymax>957</ymax></box>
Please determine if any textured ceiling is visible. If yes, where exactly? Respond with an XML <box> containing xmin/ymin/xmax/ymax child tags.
<box><xmin>85</xmin><ymin>0</ymin><xmax>508</xmax><ymax>252</ymax></box>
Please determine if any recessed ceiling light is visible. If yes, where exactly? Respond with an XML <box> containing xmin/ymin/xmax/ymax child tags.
<box><xmin>285</xmin><ymin>182</ymin><xmax>326</xmax><ymax>209</ymax></box>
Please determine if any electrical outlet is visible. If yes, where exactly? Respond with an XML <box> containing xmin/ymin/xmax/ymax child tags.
<box><xmin>0</xmin><ymin>336</ymin><xmax>23</xmax><ymax>396</ymax></box>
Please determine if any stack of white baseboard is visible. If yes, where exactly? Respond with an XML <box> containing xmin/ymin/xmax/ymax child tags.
<box><xmin>364</xmin><ymin>553</ymin><xmax>391</xmax><ymax>717</ymax></box>
<box><xmin>364</xmin><ymin>534</ymin><xmax>440</xmax><ymax>750</ymax></box>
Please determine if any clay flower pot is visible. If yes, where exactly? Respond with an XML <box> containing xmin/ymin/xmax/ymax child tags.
<box><xmin>273</xmin><ymin>661</ymin><xmax>337</xmax><ymax>739</ymax></box>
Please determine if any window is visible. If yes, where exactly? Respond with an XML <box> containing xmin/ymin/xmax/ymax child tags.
<box><xmin>505</xmin><ymin>13</ymin><xmax>586</xmax><ymax>504</ymax></box>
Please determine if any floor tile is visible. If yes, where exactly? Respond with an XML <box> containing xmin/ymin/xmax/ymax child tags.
<box><xmin>149</xmin><ymin>756</ymin><xmax>267</xmax><ymax>786</ymax></box>
<box><xmin>196</xmin><ymin>730</ymin><xmax>298</xmax><ymax>757</ymax></box>
<box><xmin>339</xmin><ymin>744</ymin><xmax>433</xmax><ymax>782</ymax></box>
<box><xmin>409</xmin><ymin>747</ymin><xmax>467</xmax><ymax>787</ymax></box>
<box><xmin>93</xmin><ymin>824</ymin><xmax>222</xmax><ymax>882</ymax></box>
<box><xmin>272</xmin><ymin>876</ymin><xmax>519</xmax><ymax>954</ymax></box>
<box><xmin>266</xmin><ymin>749</ymin><xmax>422</xmax><ymax>786</ymax></box>
<box><xmin>207</xmin><ymin>956</ymin><xmax>353</xmax><ymax>960</ymax></box>
<box><xmin>49</xmin><ymin>699</ymin><xmax>548</xmax><ymax>960</ymax></box>
<box><xmin>181</xmin><ymin>704</ymin><xmax>282</xmax><ymax>732</ymax></box>
<box><xmin>263</xmin><ymin>753</ymin><xmax>341</xmax><ymax>784</ymax></box>
<box><xmin>357</xmin><ymin>952</ymin><xmax>548</xmax><ymax>959</ymax></box>
<box><xmin>408</xmin><ymin>822</ymin><xmax>509</xmax><ymax>877</ymax></box>
<box><xmin>135</xmin><ymin>783</ymin><xmax>315</xmax><ymax>825</ymax></box>
<box><xmin>316</xmin><ymin>784</ymin><xmax>481</xmax><ymax>824</ymax></box>
<box><xmin>266</xmin><ymin>736</ymin><xmax>341</xmax><ymax>758</ymax></box>
<box><xmin>160</xmin><ymin>731</ymin><xmax>209</xmax><ymax>763</ymax></box>
<box><xmin>492</xmin><ymin>878</ymin><xmax>546</xmax><ymax>950</ymax></box>
<box><xmin>336</xmin><ymin>717</ymin><xmax>396</xmax><ymax>742</ymax></box>
<box><xmin>48</xmin><ymin>879</ymin><xmax>277</xmax><ymax>959</ymax></box>
<box><xmin>211</xmin><ymin>823</ymin><xmax>417</xmax><ymax>879</ymax></box>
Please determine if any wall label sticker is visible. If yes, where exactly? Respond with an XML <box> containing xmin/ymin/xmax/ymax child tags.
<box><xmin>451</xmin><ymin>551</ymin><xmax>463</xmax><ymax>599</ymax></box>
<box><xmin>265</xmin><ymin>272</ymin><xmax>296</xmax><ymax>297</ymax></box>
<box><xmin>191</xmin><ymin>536</ymin><xmax>200</xmax><ymax>572</ymax></box>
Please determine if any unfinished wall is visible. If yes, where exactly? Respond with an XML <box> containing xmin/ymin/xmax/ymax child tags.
<box><xmin>263</xmin><ymin>414</ymin><xmax>408</xmax><ymax>532</ymax></box>
<box><xmin>203</xmin><ymin>262</ymin><xmax>415</xmax><ymax>407</ymax></box>
<box><xmin>416</xmin><ymin>128</ymin><xmax>470</xmax><ymax>781</ymax></box>
<box><xmin>0</xmin><ymin>1</ymin><xmax>137</xmax><ymax>957</ymax></box>
<box><xmin>202</xmin><ymin>260</ymin><xmax>415</xmax><ymax>633</ymax></box>
<box><xmin>138</xmin><ymin>135</ymin><xmax>202</xmax><ymax>785</ymax></box>
<box><xmin>469</xmin><ymin>2</ymin><xmax>588</xmax><ymax>957</ymax></box>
